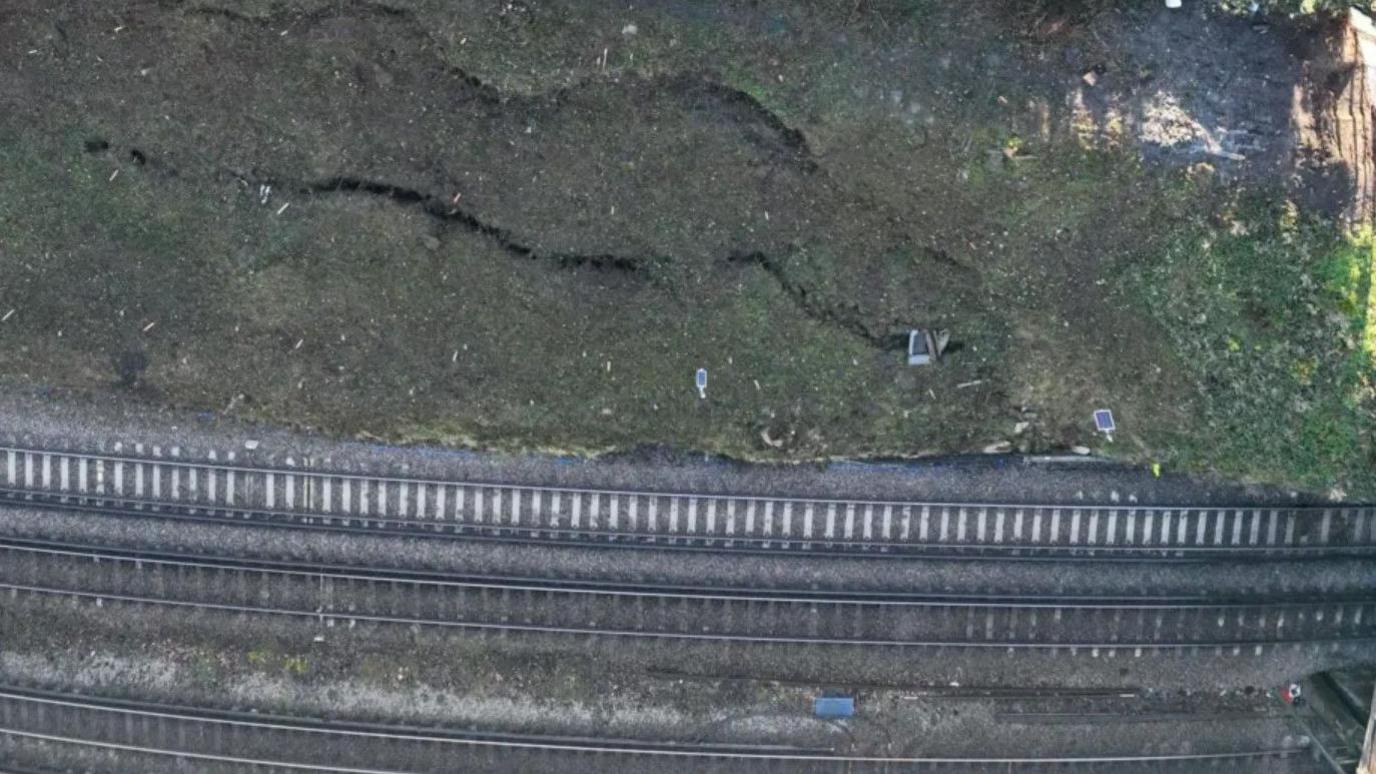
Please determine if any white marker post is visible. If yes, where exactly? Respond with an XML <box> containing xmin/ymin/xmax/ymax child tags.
<box><xmin>696</xmin><ymin>368</ymin><xmax>708</xmax><ymax>399</ymax></box>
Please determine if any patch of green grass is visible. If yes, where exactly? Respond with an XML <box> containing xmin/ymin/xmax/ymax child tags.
<box><xmin>0</xmin><ymin>130</ymin><xmax>240</xmax><ymax>360</ymax></box>
<box><xmin>1134</xmin><ymin>198</ymin><xmax>1376</xmax><ymax>494</ymax></box>
<box><xmin>991</xmin><ymin>147</ymin><xmax>1133</xmax><ymax>242</ymax></box>
<box><xmin>717</xmin><ymin>62</ymin><xmax>798</xmax><ymax>127</ymax></box>
<box><xmin>245</xmin><ymin>647</ymin><xmax>310</xmax><ymax>677</ymax></box>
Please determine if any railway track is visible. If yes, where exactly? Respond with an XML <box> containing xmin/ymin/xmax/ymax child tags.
<box><xmin>3</xmin><ymin>537</ymin><xmax>1373</xmax><ymax>652</ymax></box>
<box><xmin>1</xmin><ymin>443</ymin><xmax>1374</xmax><ymax>559</ymax></box>
<box><xmin>0</xmin><ymin>686</ymin><xmax>1317</xmax><ymax>773</ymax></box>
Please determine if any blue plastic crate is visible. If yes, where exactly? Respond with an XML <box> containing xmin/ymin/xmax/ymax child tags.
<box><xmin>813</xmin><ymin>696</ymin><xmax>855</xmax><ymax>718</ymax></box>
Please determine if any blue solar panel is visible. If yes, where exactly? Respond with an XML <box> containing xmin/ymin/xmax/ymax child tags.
<box><xmin>1093</xmin><ymin>409</ymin><xmax>1115</xmax><ymax>433</ymax></box>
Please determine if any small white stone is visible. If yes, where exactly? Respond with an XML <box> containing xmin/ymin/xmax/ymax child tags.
<box><xmin>244</xmin><ymin>440</ymin><xmax>260</xmax><ymax>450</ymax></box>
<box><xmin>621</xmin><ymin>23</ymin><xmax>638</xmax><ymax>36</ymax></box>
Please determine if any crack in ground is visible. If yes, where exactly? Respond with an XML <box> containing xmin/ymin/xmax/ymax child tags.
<box><xmin>725</xmin><ymin>252</ymin><xmax>900</xmax><ymax>348</ymax></box>
<box><xmin>140</xmin><ymin>1</ymin><xmax>874</xmax><ymax>343</ymax></box>
<box><xmin>188</xmin><ymin>1</ymin><xmax>411</xmax><ymax>27</ymax></box>
<box><xmin>665</xmin><ymin>76</ymin><xmax>817</xmax><ymax>173</ymax></box>
<box><xmin>225</xmin><ymin>168</ymin><xmax>898</xmax><ymax>347</ymax></box>
<box><xmin>297</xmin><ymin>175</ymin><xmax>649</xmax><ymax>272</ymax></box>
<box><xmin>190</xmin><ymin>2</ymin><xmax>505</xmax><ymax>105</ymax></box>
<box><xmin>187</xmin><ymin>2</ymin><xmax>815</xmax><ymax>171</ymax></box>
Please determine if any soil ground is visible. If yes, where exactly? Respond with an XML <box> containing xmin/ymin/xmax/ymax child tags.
<box><xmin>0</xmin><ymin>0</ymin><xmax>1372</xmax><ymax>494</ymax></box>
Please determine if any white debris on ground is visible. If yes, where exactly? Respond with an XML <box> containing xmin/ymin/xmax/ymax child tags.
<box><xmin>1137</xmin><ymin>90</ymin><xmax>1261</xmax><ymax>162</ymax></box>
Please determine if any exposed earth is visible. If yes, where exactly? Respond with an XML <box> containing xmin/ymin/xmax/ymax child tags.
<box><xmin>0</xmin><ymin>0</ymin><xmax>1372</xmax><ymax>495</ymax></box>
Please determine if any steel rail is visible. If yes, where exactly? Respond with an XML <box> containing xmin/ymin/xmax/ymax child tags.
<box><xmin>0</xmin><ymin>443</ymin><xmax>1358</xmax><ymax>514</ymax></box>
<box><xmin>4</xmin><ymin>541</ymin><xmax>1374</xmax><ymax>649</ymax></box>
<box><xmin>0</xmin><ymin>687</ymin><xmax>1312</xmax><ymax>769</ymax></box>
<box><xmin>13</xmin><ymin>583</ymin><xmax>1368</xmax><ymax>649</ymax></box>
<box><xmin>2</xmin><ymin>444</ymin><xmax>1372</xmax><ymax>561</ymax></box>
<box><xmin>3</xmin><ymin>488</ymin><xmax>1374</xmax><ymax>565</ymax></box>
<box><xmin>18</xmin><ymin>488</ymin><xmax>1376</xmax><ymax>565</ymax></box>
<box><xmin>0</xmin><ymin>536</ymin><xmax>1365</xmax><ymax>609</ymax></box>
